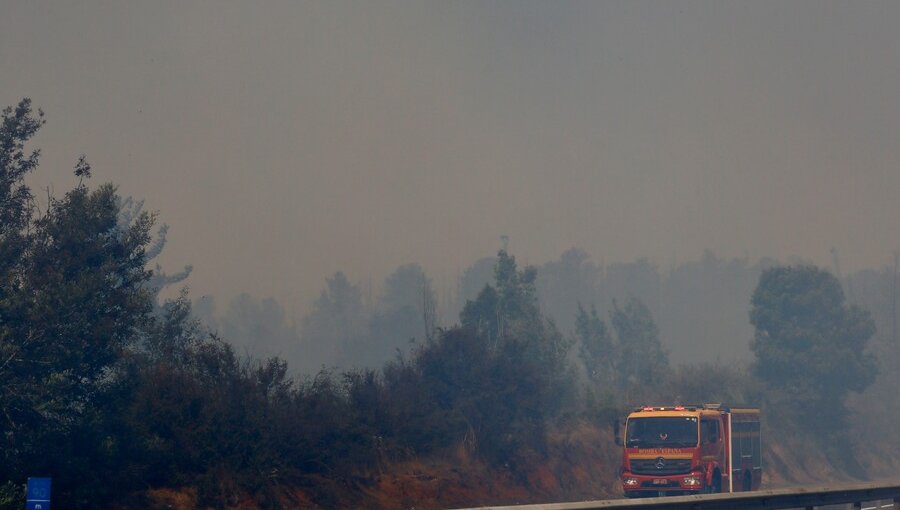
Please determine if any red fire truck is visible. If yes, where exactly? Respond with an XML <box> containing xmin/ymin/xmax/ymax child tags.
<box><xmin>615</xmin><ymin>403</ymin><xmax>761</xmax><ymax>497</ymax></box>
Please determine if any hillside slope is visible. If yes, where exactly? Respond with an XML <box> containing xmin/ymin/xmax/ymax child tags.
<box><xmin>136</xmin><ymin>418</ymin><xmax>894</xmax><ymax>510</ymax></box>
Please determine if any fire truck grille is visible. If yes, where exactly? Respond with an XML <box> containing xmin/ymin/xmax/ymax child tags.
<box><xmin>631</xmin><ymin>458</ymin><xmax>692</xmax><ymax>475</ymax></box>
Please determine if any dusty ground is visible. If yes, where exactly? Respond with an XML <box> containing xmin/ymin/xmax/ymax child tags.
<box><xmin>137</xmin><ymin>420</ymin><xmax>892</xmax><ymax>509</ymax></box>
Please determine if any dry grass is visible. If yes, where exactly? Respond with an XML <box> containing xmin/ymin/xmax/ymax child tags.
<box><xmin>127</xmin><ymin>418</ymin><xmax>885</xmax><ymax>509</ymax></box>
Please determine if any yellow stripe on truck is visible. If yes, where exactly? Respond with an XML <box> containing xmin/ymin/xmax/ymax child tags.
<box><xmin>629</xmin><ymin>454</ymin><xmax>694</xmax><ymax>460</ymax></box>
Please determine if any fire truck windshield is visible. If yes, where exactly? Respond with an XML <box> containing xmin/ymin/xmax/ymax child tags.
<box><xmin>625</xmin><ymin>417</ymin><xmax>698</xmax><ymax>448</ymax></box>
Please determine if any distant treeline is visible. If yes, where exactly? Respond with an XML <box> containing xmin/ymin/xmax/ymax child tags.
<box><xmin>203</xmin><ymin>245</ymin><xmax>898</xmax><ymax>377</ymax></box>
<box><xmin>1</xmin><ymin>100</ymin><xmax>897</xmax><ymax>509</ymax></box>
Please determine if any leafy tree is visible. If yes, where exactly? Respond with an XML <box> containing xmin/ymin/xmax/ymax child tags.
<box><xmin>219</xmin><ymin>293</ymin><xmax>301</xmax><ymax>365</ymax></box>
<box><xmin>659</xmin><ymin>251</ymin><xmax>760</xmax><ymax>364</ymax></box>
<box><xmin>414</xmin><ymin>328</ymin><xmax>549</xmax><ymax>466</ymax></box>
<box><xmin>451</xmin><ymin>255</ymin><xmax>496</xmax><ymax>320</ymax></box>
<box><xmin>537</xmin><ymin>248</ymin><xmax>602</xmax><ymax>334</ymax></box>
<box><xmin>461</xmin><ymin>251</ymin><xmax>572</xmax><ymax>378</ymax></box>
<box><xmin>461</xmin><ymin>250</ymin><xmax>542</xmax><ymax>344</ymax></box>
<box><xmin>0</xmin><ymin>99</ymin><xmax>44</xmax><ymax>510</ymax></box>
<box><xmin>844</xmin><ymin>265</ymin><xmax>900</xmax><ymax>458</ymax></box>
<box><xmin>459</xmin><ymin>284</ymin><xmax>500</xmax><ymax>344</ymax></box>
<box><xmin>19</xmin><ymin>181</ymin><xmax>154</xmax><ymax>410</ymax></box>
<box><xmin>575</xmin><ymin>304</ymin><xmax>615</xmax><ymax>386</ymax></box>
<box><xmin>365</xmin><ymin>263</ymin><xmax>437</xmax><ymax>366</ymax></box>
<box><xmin>454</xmin><ymin>251</ymin><xmax>574</xmax><ymax>464</ymax></box>
<box><xmin>603</xmin><ymin>258</ymin><xmax>661</xmax><ymax>316</ymax></box>
<box><xmin>662</xmin><ymin>363</ymin><xmax>762</xmax><ymax>407</ymax></box>
<box><xmin>118</xmin><ymin>197</ymin><xmax>192</xmax><ymax>300</ymax></box>
<box><xmin>1</xmin><ymin>100</ymin><xmax>153</xmax><ymax>442</ymax></box>
<box><xmin>749</xmin><ymin>265</ymin><xmax>876</xmax><ymax>429</ymax></box>
<box><xmin>300</xmin><ymin>272</ymin><xmax>366</xmax><ymax>370</ymax></box>
<box><xmin>0</xmin><ymin>99</ymin><xmax>165</xmax><ymax>506</ymax></box>
<box><xmin>0</xmin><ymin>100</ymin><xmax>43</xmax><ymax>270</ymax></box>
<box><xmin>610</xmin><ymin>297</ymin><xmax>669</xmax><ymax>390</ymax></box>
<box><xmin>382</xmin><ymin>263</ymin><xmax>429</xmax><ymax>312</ymax></box>
<box><xmin>574</xmin><ymin>297</ymin><xmax>668</xmax><ymax>403</ymax></box>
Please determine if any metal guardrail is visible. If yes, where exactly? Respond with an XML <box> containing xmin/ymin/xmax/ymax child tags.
<box><xmin>452</xmin><ymin>480</ymin><xmax>900</xmax><ymax>510</ymax></box>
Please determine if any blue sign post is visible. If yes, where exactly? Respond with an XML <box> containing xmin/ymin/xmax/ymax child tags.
<box><xmin>25</xmin><ymin>477</ymin><xmax>51</xmax><ymax>510</ymax></box>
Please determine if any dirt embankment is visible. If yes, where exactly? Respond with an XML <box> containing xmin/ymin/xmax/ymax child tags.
<box><xmin>139</xmin><ymin>420</ymin><xmax>890</xmax><ymax>509</ymax></box>
<box><xmin>360</xmin><ymin>423</ymin><xmax>622</xmax><ymax>510</ymax></box>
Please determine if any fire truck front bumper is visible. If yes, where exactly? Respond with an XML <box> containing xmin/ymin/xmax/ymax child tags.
<box><xmin>622</xmin><ymin>472</ymin><xmax>705</xmax><ymax>497</ymax></box>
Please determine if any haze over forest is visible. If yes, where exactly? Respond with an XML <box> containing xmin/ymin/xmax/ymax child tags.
<box><xmin>3</xmin><ymin>2</ymin><xmax>899</xmax><ymax>370</ymax></box>
<box><xmin>4</xmin><ymin>2</ymin><xmax>900</xmax><ymax>508</ymax></box>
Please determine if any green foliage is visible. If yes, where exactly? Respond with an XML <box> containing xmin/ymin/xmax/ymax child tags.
<box><xmin>576</xmin><ymin>304</ymin><xmax>614</xmax><ymax>386</ymax></box>
<box><xmin>365</xmin><ymin>263</ymin><xmax>437</xmax><ymax>366</ymax></box>
<box><xmin>0</xmin><ymin>100</ymin><xmax>161</xmax><ymax>506</ymax></box>
<box><xmin>118</xmin><ymin>197</ymin><xmax>192</xmax><ymax>299</ymax></box>
<box><xmin>414</xmin><ymin>329</ymin><xmax>549</xmax><ymax>465</ymax></box>
<box><xmin>453</xmin><ymin>251</ymin><xmax>575</xmax><ymax>465</ymax></box>
<box><xmin>610</xmin><ymin>298</ymin><xmax>670</xmax><ymax>390</ymax></box>
<box><xmin>536</xmin><ymin>248</ymin><xmax>601</xmax><ymax>335</ymax></box>
<box><xmin>662</xmin><ymin>363</ymin><xmax>762</xmax><ymax>406</ymax></box>
<box><xmin>574</xmin><ymin>297</ymin><xmax>669</xmax><ymax>405</ymax></box>
<box><xmin>750</xmin><ymin>265</ymin><xmax>877</xmax><ymax>431</ymax></box>
<box><xmin>0</xmin><ymin>99</ymin><xmax>43</xmax><ymax>375</ymax></box>
<box><xmin>452</xmin><ymin>256</ymin><xmax>497</xmax><ymax>319</ymax></box>
<box><xmin>4</xmin><ymin>183</ymin><xmax>153</xmax><ymax>429</ymax></box>
<box><xmin>220</xmin><ymin>293</ymin><xmax>301</xmax><ymax>366</ymax></box>
<box><xmin>382</xmin><ymin>263</ymin><xmax>429</xmax><ymax>312</ymax></box>
<box><xmin>300</xmin><ymin>271</ymin><xmax>367</xmax><ymax>369</ymax></box>
<box><xmin>0</xmin><ymin>99</ymin><xmax>43</xmax><ymax>236</ymax></box>
<box><xmin>0</xmin><ymin>481</ymin><xmax>23</xmax><ymax>510</ymax></box>
<box><xmin>461</xmin><ymin>250</ymin><xmax>541</xmax><ymax>342</ymax></box>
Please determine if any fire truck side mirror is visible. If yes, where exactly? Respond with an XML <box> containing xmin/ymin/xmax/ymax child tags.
<box><xmin>613</xmin><ymin>420</ymin><xmax>623</xmax><ymax>446</ymax></box>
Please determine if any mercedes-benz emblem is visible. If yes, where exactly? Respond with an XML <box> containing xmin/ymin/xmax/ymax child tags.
<box><xmin>655</xmin><ymin>457</ymin><xmax>666</xmax><ymax>469</ymax></box>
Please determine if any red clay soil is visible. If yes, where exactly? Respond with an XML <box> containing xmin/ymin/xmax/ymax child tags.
<box><xmin>135</xmin><ymin>419</ymin><xmax>882</xmax><ymax>509</ymax></box>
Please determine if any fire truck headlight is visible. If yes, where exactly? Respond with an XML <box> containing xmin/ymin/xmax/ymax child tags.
<box><xmin>623</xmin><ymin>477</ymin><xmax>639</xmax><ymax>486</ymax></box>
<box><xmin>683</xmin><ymin>476</ymin><xmax>702</xmax><ymax>486</ymax></box>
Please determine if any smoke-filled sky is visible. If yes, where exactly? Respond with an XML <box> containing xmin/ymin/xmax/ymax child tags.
<box><xmin>3</xmin><ymin>1</ymin><xmax>899</xmax><ymax>313</ymax></box>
